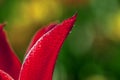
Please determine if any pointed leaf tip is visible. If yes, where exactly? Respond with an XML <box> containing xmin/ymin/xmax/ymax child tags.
<box><xmin>19</xmin><ymin>14</ymin><xmax>77</xmax><ymax>80</ymax></box>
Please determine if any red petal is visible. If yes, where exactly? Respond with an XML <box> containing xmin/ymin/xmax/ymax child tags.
<box><xmin>19</xmin><ymin>14</ymin><xmax>77</xmax><ymax>80</ymax></box>
<box><xmin>26</xmin><ymin>23</ymin><xmax>57</xmax><ymax>54</ymax></box>
<box><xmin>0</xmin><ymin>24</ymin><xmax>21</xmax><ymax>80</ymax></box>
<box><xmin>0</xmin><ymin>70</ymin><xmax>14</xmax><ymax>80</ymax></box>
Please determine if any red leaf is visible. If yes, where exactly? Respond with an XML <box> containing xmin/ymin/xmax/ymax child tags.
<box><xmin>0</xmin><ymin>70</ymin><xmax>14</xmax><ymax>80</ymax></box>
<box><xmin>0</xmin><ymin>24</ymin><xmax>21</xmax><ymax>80</ymax></box>
<box><xmin>26</xmin><ymin>23</ymin><xmax>57</xmax><ymax>54</ymax></box>
<box><xmin>19</xmin><ymin>14</ymin><xmax>77</xmax><ymax>80</ymax></box>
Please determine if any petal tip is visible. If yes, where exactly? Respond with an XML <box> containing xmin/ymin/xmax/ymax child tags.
<box><xmin>62</xmin><ymin>13</ymin><xmax>77</xmax><ymax>30</ymax></box>
<box><xmin>70</xmin><ymin>13</ymin><xmax>77</xmax><ymax>21</ymax></box>
<box><xmin>0</xmin><ymin>23</ymin><xmax>6</xmax><ymax>30</ymax></box>
<box><xmin>73</xmin><ymin>12</ymin><xmax>78</xmax><ymax>18</ymax></box>
<box><xmin>65</xmin><ymin>13</ymin><xmax>77</xmax><ymax>25</ymax></box>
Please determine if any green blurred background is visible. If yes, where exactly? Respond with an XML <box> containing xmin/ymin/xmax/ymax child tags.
<box><xmin>1</xmin><ymin>0</ymin><xmax>120</xmax><ymax>80</ymax></box>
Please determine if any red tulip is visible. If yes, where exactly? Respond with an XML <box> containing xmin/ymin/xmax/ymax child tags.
<box><xmin>0</xmin><ymin>14</ymin><xmax>77</xmax><ymax>80</ymax></box>
<box><xmin>0</xmin><ymin>24</ymin><xmax>21</xmax><ymax>80</ymax></box>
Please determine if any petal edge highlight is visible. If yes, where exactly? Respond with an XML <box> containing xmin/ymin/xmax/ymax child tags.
<box><xmin>19</xmin><ymin>14</ymin><xmax>77</xmax><ymax>80</ymax></box>
<box><xmin>0</xmin><ymin>24</ymin><xmax>21</xmax><ymax>80</ymax></box>
<box><xmin>26</xmin><ymin>23</ymin><xmax>57</xmax><ymax>54</ymax></box>
<box><xmin>0</xmin><ymin>70</ymin><xmax>14</xmax><ymax>80</ymax></box>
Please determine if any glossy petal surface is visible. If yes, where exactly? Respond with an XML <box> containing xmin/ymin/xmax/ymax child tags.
<box><xmin>0</xmin><ymin>70</ymin><xmax>14</xmax><ymax>80</ymax></box>
<box><xmin>0</xmin><ymin>24</ymin><xmax>21</xmax><ymax>80</ymax></box>
<box><xmin>26</xmin><ymin>23</ymin><xmax>57</xmax><ymax>53</ymax></box>
<box><xmin>19</xmin><ymin>14</ymin><xmax>77</xmax><ymax>80</ymax></box>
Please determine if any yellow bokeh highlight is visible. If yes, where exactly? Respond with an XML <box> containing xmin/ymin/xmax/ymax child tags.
<box><xmin>9</xmin><ymin>0</ymin><xmax>63</xmax><ymax>27</ymax></box>
<box><xmin>21</xmin><ymin>0</ymin><xmax>62</xmax><ymax>25</ymax></box>
<box><xmin>106</xmin><ymin>10</ymin><xmax>120</xmax><ymax>41</ymax></box>
<box><xmin>7</xmin><ymin>0</ymin><xmax>63</xmax><ymax>56</ymax></box>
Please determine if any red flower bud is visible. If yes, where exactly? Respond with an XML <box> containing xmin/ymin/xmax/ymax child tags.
<box><xmin>19</xmin><ymin>14</ymin><xmax>77</xmax><ymax>80</ymax></box>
